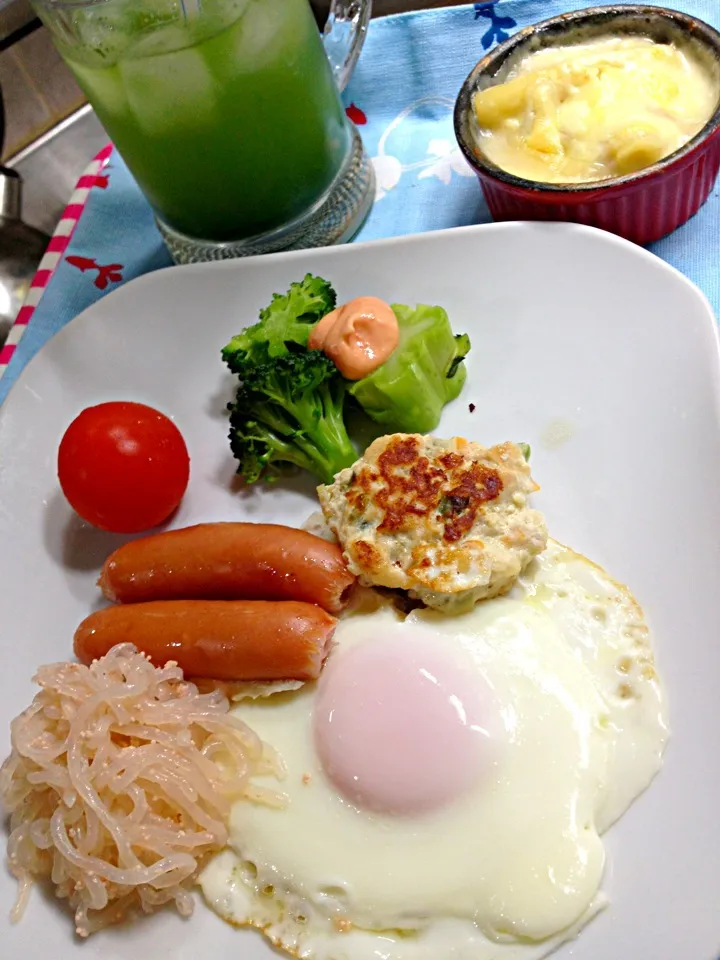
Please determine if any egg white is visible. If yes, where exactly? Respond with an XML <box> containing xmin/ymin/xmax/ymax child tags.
<box><xmin>200</xmin><ymin>539</ymin><xmax>668</xmax><ymax>960</ymax></box>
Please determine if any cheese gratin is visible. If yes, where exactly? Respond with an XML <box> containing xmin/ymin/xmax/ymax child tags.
<box><xmin>472</xmin><ymin>36</ymin><xmax>718</xmax><ymax>183</ymax></box>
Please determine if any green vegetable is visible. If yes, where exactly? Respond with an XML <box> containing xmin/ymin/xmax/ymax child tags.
<box><xmin>348</xmin><ymin>304</ymin><xmax>471</xmax><ymax>434</ymax></box>
<box><xmin>227</xmin><ymin>352</ymin><xmax>356</xmax><ymax>485</ymax></box>
<box><xmin>222</xmin><ymin>273</ymin><xmax>336</xmax><ymax>369</ymax></box>
<box><xmin>222</xmin><ymin>278</ymin><xmax>472</xmax><ymax>484</ymax></box>
<box><xmin>518</xmin><ymin>442</ymin><xmax>531</xmax><ymax>461</ymax></box>
<box><xmin>223</xmin><ymin>276</ymin><xmax>355</xmax><ymax>485</ymax></box>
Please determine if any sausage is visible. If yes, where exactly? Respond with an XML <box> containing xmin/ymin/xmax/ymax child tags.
<box><xmin>98</xmin><ymin>522</ymin><xmax>355</xmax><ymax>614</ymax></box>
<box><xmin>73</xmin><ymin>600</ymin><xmax>337</xmax><ymax>681</ymax></box>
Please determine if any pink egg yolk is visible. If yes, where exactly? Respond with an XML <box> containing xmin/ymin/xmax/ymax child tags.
<box><xmin>312</xmin><ymin>634</ymin><xmax>495</xmax><ymax>816</ymax></box>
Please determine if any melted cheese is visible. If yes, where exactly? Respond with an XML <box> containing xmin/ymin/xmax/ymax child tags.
<box><xmin>472</xmin><ymin>36</ymin><xmax>717</xmax><ymax>183</ymax></box>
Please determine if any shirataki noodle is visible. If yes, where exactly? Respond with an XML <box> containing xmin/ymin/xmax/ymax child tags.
<box><xmin>0</xmin><ymin>643</ymin><xmax>283</xmax><ymax>936</ymax></box>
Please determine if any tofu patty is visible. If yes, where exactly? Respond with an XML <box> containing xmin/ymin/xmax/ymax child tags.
<box><xmin>318</xmin><ymin>434</ymin><xmax>548</xmax><ymax>612</ymax></box>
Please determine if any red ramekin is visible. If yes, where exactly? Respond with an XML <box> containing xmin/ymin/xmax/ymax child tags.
<box><xmin>453</xmin><ymin>5</ymin><xmax>720</xmax><ymax>246</ymax></box>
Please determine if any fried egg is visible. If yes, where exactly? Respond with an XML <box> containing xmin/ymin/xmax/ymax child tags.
<box><xmin>200</xmin><ymin>539</ymin><xmax>668</xmax><ymax>960</ymax></box>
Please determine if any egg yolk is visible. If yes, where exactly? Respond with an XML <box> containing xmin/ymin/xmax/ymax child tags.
<box><xmin>313</xmin><ymin>634</ymin><xmax>496</xmax><ymax>816</ymax></box>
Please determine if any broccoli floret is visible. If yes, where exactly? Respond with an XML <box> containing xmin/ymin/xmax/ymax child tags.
<box><xmin>223</xmin><ymin>275</ymin><xmax>353</xmax><ymax>484</ymax></box>
<box><xmin>227</xmin><ymin>349</ymin><xmax>356</xmax><ymax>485</ymax></box>
<box><xmin>222</xmin><ymin>274</ymin><xmax>336</xmax><ymax>372</ymax></box>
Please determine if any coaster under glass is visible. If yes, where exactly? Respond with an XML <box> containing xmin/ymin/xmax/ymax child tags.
<box><xmin>158</xmin><ymin>126</ymin><xmax>375</xmax><ymax>265</ymax></box>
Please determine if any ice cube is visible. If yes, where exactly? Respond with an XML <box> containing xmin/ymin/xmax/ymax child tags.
<box><xmin>222</xmin><ymin>0</ymin><xmax>293</xmax><ymax>75</ymax></box>
<box><xmin>127</xmin><ymin>21</ymin><xmax>193</xmax><ymax>59</ymax></box>
<box><xmin>70</xmin><ymin>61</ymin><xmax>128</xmax><ymax>120</ymax></box>
<box><xmin>121</xmin><ymin>41</ymin><xmax>219</xmax><ymax>137</ymax></box>
<box><xmin>73</xmin><ymin>7</ymin><xmax>134</xmax><ymax>65</ymax></box>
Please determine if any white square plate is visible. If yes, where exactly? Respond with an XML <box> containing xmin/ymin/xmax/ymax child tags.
<box><xmin>1</xmin><ymin>222</ymin><xmax>719</xmax><ymax>959</ymax></box>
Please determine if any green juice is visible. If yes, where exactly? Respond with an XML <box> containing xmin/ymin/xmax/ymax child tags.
<box><xmin>62</xmin><ymin>0</ymin><xmax>352</xmax><ymax>241</ymax></box>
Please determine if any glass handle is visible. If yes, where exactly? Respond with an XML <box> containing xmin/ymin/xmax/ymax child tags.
<box><xmin>322</xmin><ymin>0</ymin><xmax>372</xmax><ymax>93</ymax></box>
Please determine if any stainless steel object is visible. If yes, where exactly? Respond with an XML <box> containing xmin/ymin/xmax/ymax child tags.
<box><xmin>0</xmin><ymin>167</ymin><xmax>50</xmax><ymax>345</ymax></box>
<box><xmin>9</xmin><ymin>105</ymin><xmax>107</xmax><ymax>235</ymax></box>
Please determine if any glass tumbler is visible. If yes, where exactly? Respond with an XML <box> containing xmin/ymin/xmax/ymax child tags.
<box><xmin>32</xmin><ymin>0</ymin><xmax>375</xmax><ymax>262</ymax></box>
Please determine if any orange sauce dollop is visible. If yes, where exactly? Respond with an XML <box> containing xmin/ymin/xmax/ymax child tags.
<box><xmin>308</xmin><ymin>296</ymin><xmax>399</xmax><ymax>380</ymax></box>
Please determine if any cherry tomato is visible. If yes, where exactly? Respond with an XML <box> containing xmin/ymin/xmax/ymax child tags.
<box><xmin>58</xmin><ymin>401</ymin><xmax>190</xmax><ymax>533</ymax></box>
